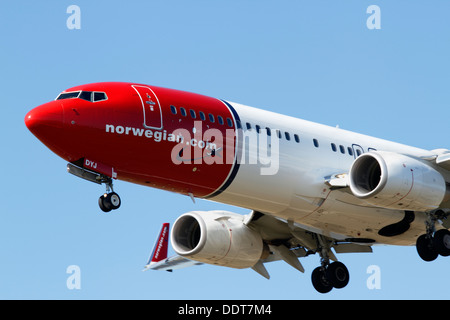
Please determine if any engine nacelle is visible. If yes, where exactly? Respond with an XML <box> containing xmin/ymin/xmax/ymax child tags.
<box><xmin>349</xmin><ymin>151</ymin><xmax>447</xmax><ymax>211</ymax></box>
<box><xmin>171</xmin><ymin>210</ymin><xmax>263</xmax><ymax>269</ymax></box>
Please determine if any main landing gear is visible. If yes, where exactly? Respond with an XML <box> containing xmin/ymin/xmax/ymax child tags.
<box><xmin>98</xmin><ymin>180</ymin><xmax>121</xmax><ymax>213</ymax></box>
<box><xmin>416</xmin><ymin>210</ymin><xmax>450</xmax><ymax>261</ymax></box>
<box><xmin>311</xmin><ymin>261</ymin><xmax>350</xmax><ymax>294</ymax></box>
<box><xmin>311</xmin><ymin>235</ymin><xmax>350</xmax><ymax>294</ymax></box>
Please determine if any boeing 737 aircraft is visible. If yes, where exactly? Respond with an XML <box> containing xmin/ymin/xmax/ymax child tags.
<box><xmin>25</xmin><ymin>82</ymin><xmax>450</xmax><ymax>293</ymax></box>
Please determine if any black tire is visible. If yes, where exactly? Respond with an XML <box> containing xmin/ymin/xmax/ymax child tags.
<box><xmin>106</xmin><ymin>192</ymin><xmax>121</xmax><ymax>210</ymax></box>
<box><xmin>416</xmin><ymin>234</ymin><xmax>438</xmax><ymax>262</ymax></box>
<box><xmin>311</xmin><ymin>267</ymin><xmax>333</xmax><ymax>294</ymax></box>
<box><xmin>433</xmin><ymin>229</ymin><xmax>450</xmax><ymax>257</ymax></box>
<box><xmin>326</xmin><ymin>261</ymin><xmax>350</xmax><ymax>289</ymax></box>
<box><xmin>98</xmin><ymin>194</ymin><xmax>112</xmax><ymax>213</ymax></box>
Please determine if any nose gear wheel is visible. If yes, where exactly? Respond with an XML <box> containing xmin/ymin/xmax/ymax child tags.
<box><xmin>99</xmin><ymin>192</ymin><xmax>121</xmax><ymax>213</ymax></box>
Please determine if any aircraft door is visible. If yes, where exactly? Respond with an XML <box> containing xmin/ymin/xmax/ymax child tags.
<box><xmin>352</xmin><ymin>144</ymin><xmax>364</xmax><ymax>159</ymax></box>
<box><xmin>132</xmin><ymin>85</ymin><xmax>163</xmax><ymax>129</ymax></box>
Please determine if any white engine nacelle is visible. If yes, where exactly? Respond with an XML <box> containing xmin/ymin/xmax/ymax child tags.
<box><xmin>171</xmin><ymin>210</ymin><xmax>263</xmax><ymax>269</ymax></box>
<box><xmin>349</xmin><ymin>151</ymin><xmax>447</xmax><ymax>212</ymax></box>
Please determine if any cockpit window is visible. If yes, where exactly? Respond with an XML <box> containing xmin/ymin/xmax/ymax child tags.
<box><xmin>79</xmin><ymin>91</ymin><xmax>92</xmax><ymax>101</ymax></box>
<box><xmin>56</xmin><ymin>91</ymin><xmax>81</xmax><ymax>100</ymax></box>
<box><xmin>56</xmin><ymin>90</ymin><xmax>107</xmax><ymax>102</ymax></box>
<box><xmin>93</xmin><ymin>92</ymin><xmax>107</xmax><ymax>102</ymax></box>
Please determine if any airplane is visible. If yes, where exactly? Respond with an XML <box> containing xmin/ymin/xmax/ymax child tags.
<box><xmin>25</xmin><ymin>82</ymin><xmax>450</xmax><ymax>293</ymax></box>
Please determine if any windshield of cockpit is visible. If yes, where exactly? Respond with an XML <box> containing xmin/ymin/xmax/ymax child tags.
<box><xmin>55</xmin><ymin>91</ymin><xmax>107</xmax><ymax>102</ymax></box>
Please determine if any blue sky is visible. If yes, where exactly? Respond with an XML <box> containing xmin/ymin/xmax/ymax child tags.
<box><xmin>1</xmin><ymin>1</ymin><xmax>450</xmax><ymax>299</ymax></box>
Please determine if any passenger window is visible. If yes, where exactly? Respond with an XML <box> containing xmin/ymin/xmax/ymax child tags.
<box><xmin>189</xmin><ymin>109</ymin><xmax>196</xmax><ymax>119</ymax></box>
<box><xmin>227</xmin><ymin>118</ymin><xmax>233</xmax><ymax>127</ymax></box>
<box><xmin>294</xmin><ymin>134</ymin><xmax>300</xmax><ymax>143</ymax></box>
<box><xmin>180</xmin><ymin>107</ymin><xmax>187</xmax><ymax>117</ymax></box>
<box><xmin>170</xmin><ymin>105</ymin><xmax>177</xmax><ymax>115</ymax></box>
<box><xmin>339</xmin><ymin>145</ymin><xmax>345</xmax><ymax>154</ymax></box>
<box><xmin>246</xmin><ymin>122</ymin><xmax>252</xmax><ymax>130</ymax></box>
<box><xmin>209</xmin><ymin>113</ymin><xmax>215</xmax><ymax>123</ymax></box>
<box><xmin>331</xmin><ymin>143</ymin><xmax>337</xmax><ymax>152</ymax></box>
<box><xmin>276</xmin><ymin>130</ymin><xmax>282</xmax><ymax>139</ymax></box>
<box><xmin>236</xmin><ymin>119</ymin><xmax>242</xmax><ymax>129</ymax></box>
<box><xmin>285</xmin><ymin>132</ymin><xmax>291</xmax><ymax>141</ymax></box>
<box><xmin>218</xmin><ymin>115</ymin><xmax>224</xmax><ymax>125</ymax></box>
<box><xmin>199</xmin><ymin>111</ymin><xmax>206</xmax><ymax>120</ymax></box>
<box><xmin>255</xmin><ymin>125</ymin><xmax>261</xmax><ymax>133</ymax></box>
<box><xmin>347</xmin><ymin>147</ymin><xmax>353</xmax><ymax>156</ymax></box>
<box><xmin>266</xmin><ymin>127</ymin><xmax>271</xmax><ymax>136</ymax></box>
<box><xmin>313</xmin><ymin>139</ymin><xmax>319</xmax><ymax>148</ymax></box>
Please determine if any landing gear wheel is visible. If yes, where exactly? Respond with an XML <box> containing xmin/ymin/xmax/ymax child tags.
<box><xmin>311</xmin><ymin>267</ymin><xmax>333</xmax><ymax>294</ymax></box>
<box><xmin>326</xmin><ymin>262</ymin><xmax>350</xmax><ymax>289</ymax></box>
<box><xmin>416</xmin><ymin>234</ymin><xmax>438</xmax><ymax>262</ymax></box>
<box><xmin>98</xmin><ymin>192</ymin><xmax>121</xmax><ymax>213</ymax></box>
<box><xmin>433</xmin><ymin>229</ymin><xmax>450</xmax><ymax>257</ymax></box>
<box><xmin>98</xmin><ymin>194</ymin><xmax>112</xmax><ymax>213</ymax></box>
<box><xmin>106</xmin><ymin>192</ymin><xmax>121</xmax><ymax>210</ymax></box>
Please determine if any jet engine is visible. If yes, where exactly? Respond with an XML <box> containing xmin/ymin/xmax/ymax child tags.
<box><xmin>171</xmin><ymin>210</ymin><xmax>264</xmax><ymax>269</ymax></box>
<box><xmin>348</xmin><ymin>151</ymin><xmax>448</xmax><ymax>212</ymax></box>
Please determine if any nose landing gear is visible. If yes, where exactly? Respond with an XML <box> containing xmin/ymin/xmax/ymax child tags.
<box><xmin>98</xmin><ymin>181</ymin><xmax>121</xmax><ymax>213</ymax></box>
<box><xmin>66</xmin><ymin>162</ymin><xmax>122</xmax><ymax>213</ymax></box>
<box><xmin>99</xmin><ymin>192</ymin><xmax>121</xmax><ymax>212</ymax></box>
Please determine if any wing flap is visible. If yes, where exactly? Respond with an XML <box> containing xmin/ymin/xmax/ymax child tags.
<box><xmin>436</xmin><ymin>153</ymin><xmax>450</xmax><ymax>171</ymax></box>
<box><xmin>333</xmin><ymin>243</ymin><xmax>373</xmax><ymax>254</ymax></box>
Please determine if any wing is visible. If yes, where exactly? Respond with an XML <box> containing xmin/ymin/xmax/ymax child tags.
<box><xmin>144</xmin><ymin>213</ymin><xmax>372</xmax><ymax>280</ymax></box>
<box><xmin>143</xmin><ymin>255</ymin><xmax>202</xmax><ymax>272</ymax></box>
<box><xmin>433</xmin><ymin>149</ymin><xmax>450</xmax><ymax>171</ymax></box>
<box><xmin>247</xmin><ymin>211</ymin><xmax>372</xmax><ymax>279</ymax></box>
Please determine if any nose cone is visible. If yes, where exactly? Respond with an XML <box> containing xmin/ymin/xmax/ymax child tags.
<box><xmin>25</xmin><ymin>101</ymin><xmax>64</xmax><ymax>133</ymax></box>
<box><xmin>25</xmin><ymin>101</ymin><xmax>66</xmax><ymax>155</ymax></box>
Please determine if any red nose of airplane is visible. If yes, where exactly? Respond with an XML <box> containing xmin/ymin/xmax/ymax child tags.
<box><xmin>25</xmin><ymin>101</ymin><xmax>64</xmax><ymax>132</ymax></box>
<box><xmin>25</xmin><ymin>101</ymin><xmax>65</xmax><ymax>149</ymax></box>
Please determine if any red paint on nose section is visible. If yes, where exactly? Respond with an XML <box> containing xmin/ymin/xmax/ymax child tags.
<box><xmin>25</xmin><ymin>101</ymin><xmax>64</xmax><ymax>133</ymax></box>
<box><xmin>25</xmin><ymin>101</ymin><xmax>66</xmax><ymax>156</ymax></box>
<box><xmin>25</xmin><ymin>82</ymin><xmax>240</xmax><ymax>199</ymax></box>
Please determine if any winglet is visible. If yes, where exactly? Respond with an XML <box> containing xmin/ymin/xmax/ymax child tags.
<box><xmin>144</xmin><ymin>223</ymin><xmax>170</xmax><ymax>270</ymax></box>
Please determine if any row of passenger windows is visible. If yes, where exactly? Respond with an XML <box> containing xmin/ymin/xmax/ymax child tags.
<box><xmin>247</xmin><ymin>123</ymin><xmax>301</xmax><ymax>143</ymax></box>
<box><xmin>169</xmin><ymin>105</ymin><xmax>365</xmax><ymax>156</ymax></box>
<box><xmin>331</xmin><ymin>143</ymin><xmax>360</xmax><ymax>156</ymax></box>
<box><xmin>170</xmin><ymin>105</ymin><xmax>300</xmax><ymax>141</ymax></box>
<box><xmin>170</xmin><ymin>105</ymin><xmax>234</xmax><ymax>127</ymax></box>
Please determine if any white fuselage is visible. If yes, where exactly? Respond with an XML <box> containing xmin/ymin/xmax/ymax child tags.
<box><xmin>213</xmin><ymin>101</ymin><xmax>441</xmax><ymax>246</ymax></box>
